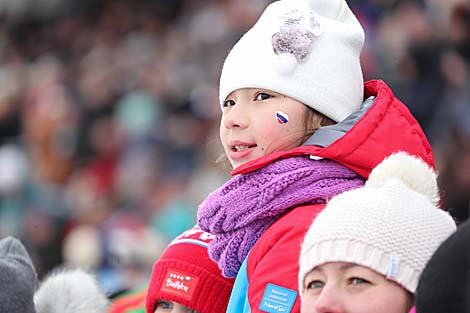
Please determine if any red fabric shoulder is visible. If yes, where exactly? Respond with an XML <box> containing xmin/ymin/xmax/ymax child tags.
<box><xmin>245</xmin><ymin>203</ymin><xmax>325</xmax><ymax>313</ymax></box>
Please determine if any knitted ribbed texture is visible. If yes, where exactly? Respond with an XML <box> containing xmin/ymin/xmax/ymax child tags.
<box><xmin>299</xmin><ymin>153</ymin><xmax>457</xmax><ymax>294</ymax></box>
<box><xmin>146</xmin><ymin>259</ymin><xmax>233</xmax><ymax>313</ymax></box>
<box><xmin>197</xmin><ymin>156</ymin><xmax>364</xmax><ymax>278</ymax></box>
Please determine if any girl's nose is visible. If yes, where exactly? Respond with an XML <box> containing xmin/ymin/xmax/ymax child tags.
<box><xmin>222</xmin><ymin>103</ymin><xmax>249</xmax><ymax>129</ymax></box>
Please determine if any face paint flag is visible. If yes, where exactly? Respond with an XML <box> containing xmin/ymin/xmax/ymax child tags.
<box><xmin>276</xmin><ymin>111</ymin><xmax>289</xmax><ymax>125</ymax></box>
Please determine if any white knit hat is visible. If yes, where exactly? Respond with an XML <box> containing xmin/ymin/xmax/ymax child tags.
<box><xmin>298</xmin><ymin>152</ymin><xmax>457</xmax><ymax>294</ymax></box>
<box><xmin>219</xmin><ymin>0</ymin><xmax>365</xmax><ymax>122</ymax></box>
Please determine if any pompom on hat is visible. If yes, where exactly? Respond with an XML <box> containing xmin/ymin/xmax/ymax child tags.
<box><xmin>299</xmin><ymin>152</ymin><xmax>457</xmax><ymax>294</ymax></box>
<box><xmin>219</xmin><ymin>0</ymin><xmax>365</xmax><ymax>122</ymax></box>
<box><xmin>145</xmin><ymin>226</ymin><xmax>235</xmax><ymax>313</ymax></box>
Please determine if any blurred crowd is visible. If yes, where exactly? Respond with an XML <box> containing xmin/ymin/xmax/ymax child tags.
<box><xmin>0</xmin><ymin>0</ymin><xmax>468</xmax><ymax>297</ymax></box>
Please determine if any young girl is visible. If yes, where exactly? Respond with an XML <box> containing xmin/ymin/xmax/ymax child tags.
<box><xmin>197</xmin><ymin>0</ymin><xmax>435</xmax><ymax>312</ymax></box>
<box><xmin>298</xmin><ymin>152</ymin><xmax>456</xmax><ymax>313</ymax></box>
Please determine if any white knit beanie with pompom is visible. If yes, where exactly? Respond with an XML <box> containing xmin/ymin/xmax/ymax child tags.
<box><xmin>219</xmin><ymin>0</ymin><xmax>365</xmax><ymax>122</ymax></box>
<box><xmin>298</xmin><ymin>152</ymin><xmax>457</xmax><ymax>294</ymax></box>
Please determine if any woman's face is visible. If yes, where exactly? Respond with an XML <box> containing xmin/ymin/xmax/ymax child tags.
<box><xmin>154</xmin><ymin>299</ymin><xmax>200</xmax><ymax>313</ymax></box>
<box><xmin>301</xmin><ymin>262</ymin><xmax>413</xmax><ymax>313</ymax></box>
<box><xmin>220</xmin><ymin>88</ymin><xmax>308</xmax><ymax>169</ymax></box>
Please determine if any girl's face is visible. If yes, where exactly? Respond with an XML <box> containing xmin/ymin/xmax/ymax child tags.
<box><xmin>154</xmin><ymin>299</ymin><xmax>200</xmax><ymax>313</ymax></box>
<box><xmin>301</xmin><ymin>262</ymin><xmax>413</xmax><ymax>313</ymax></box>
<box><xmin>220</xmin><ymin>88</ymin><xmax>309</xmax><ymax>169</ymax></box>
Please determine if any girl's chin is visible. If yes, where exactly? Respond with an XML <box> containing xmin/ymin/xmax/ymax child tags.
<box><xmin>229</xmin><ymin>153</ymin><xmax>269</xmax><ymax>170</ymax></box>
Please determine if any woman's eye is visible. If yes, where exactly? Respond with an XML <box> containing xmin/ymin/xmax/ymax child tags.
<box><xmin>350</xmin><ymin>277</ymin><xmax>370</xmax><ymax>285</ymax></box>
<box><xmin>305</xmin><ymin>280</ymin><xmax>324</xmax><ymax>290</ymax></box>
<box><xmin>255</xmin><ymin>92</ymin><xmax>272</xmax><ymax>101</ymax></box>
<box><xmin>223</xmin><ymin>99</ymin><xmax>236</xmax><ymax>107</ymax></box>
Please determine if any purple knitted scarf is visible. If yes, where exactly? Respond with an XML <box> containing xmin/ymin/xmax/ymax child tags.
<box><xmin>197</xmin><ymin>156</ymin><xmax>364</xmax><ymax>278</ymax></box>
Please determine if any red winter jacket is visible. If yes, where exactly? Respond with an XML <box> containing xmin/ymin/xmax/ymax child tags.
<box><xmin>226</xmin><ymin>80</ymin><xmax>434</xmax><ymax>313</ymax></box>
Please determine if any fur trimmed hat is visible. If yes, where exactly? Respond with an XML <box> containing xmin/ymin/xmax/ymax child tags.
<box><xmin>145</xmin><ymin>226</ymin><xmax>235</xmax><ymax>313</ymax></box>
<box><xmin>416</xmin><ymin>220</ymin><xmax>469</xmax><ymax>313</ymax></box>
<box><xmin>299</xmin><ymin>152</ymin><xmax>457</xmax><ymax>294</ymax></box>
<box><xmin>219</xmin><ymin>0</ymin><xmax>365</xmax><ymax>122</ymax></box>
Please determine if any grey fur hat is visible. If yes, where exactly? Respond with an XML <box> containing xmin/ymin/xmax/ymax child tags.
<box><xmin>0</xmin><ymin>236</ymin><xmax>38</xmax><ymax>313</ymax></box>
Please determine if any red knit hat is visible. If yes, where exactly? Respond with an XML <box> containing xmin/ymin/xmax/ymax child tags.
<box><xmin>145</xmin><ymin>226</ymin><xmax>235</xmax><ymax>313</ymax></box>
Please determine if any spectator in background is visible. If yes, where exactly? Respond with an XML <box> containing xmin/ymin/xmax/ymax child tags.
<box><xmin>0</xmin><ymin>235</ymin><xmax>109</xmax><ymax>313</ymax></box>
<box><xmin>435</xmin><ymin>124</ymin><xmax>470</xmax><ymax>224</ymax></box>
<box><xmin>416</xmin><ymin>219</ymin><xmax>470</xmax><ymax>313</ymax></box>
<box><xmin>0</xmin><ymin>236</ymin><xmax>37</xmax><ymax>313</ymax></box>
<box><xmin>426</xmin><ymin>3</ymin><xmax>470</xmax><ymax>223</ymax></box>
<box><xmin>109</xmin><ymin>226</ymin><xmax>235</xmax><ymax>313</ymax></box>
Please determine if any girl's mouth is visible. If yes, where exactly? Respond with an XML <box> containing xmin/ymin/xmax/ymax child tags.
<box><xmin>231</xmin><ymin>144</ymin><xmax>257</xmax><ymax>152</ymax></box>
<box><xmin>229</xmin><ymin>144</ymin><xmax>257</xmax><ymax>161</ymax></box>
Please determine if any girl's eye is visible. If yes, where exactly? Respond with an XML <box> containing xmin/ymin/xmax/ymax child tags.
<box><xmin>350</xmin><ymin>277</ymin><xmax>370</xmax><ymax>285</ymax></box>
<box><xmin>155</xmin><ymin>300</ymin><xmax>173</xmax><ymax>310</ymax></box>
<box><xmin>305</xmin><ymin>280</ymin><xmax>324</xmax><ymax>290</ymax></box>
<box><xmin>223</xmin><ymin>99</ymin><xmax>236</xmax><ymax>107</ymax></box>
<box><xmin>255</xmin><ymin>92</ymin><xmax>272</xmax><ymax>101</ymax></box>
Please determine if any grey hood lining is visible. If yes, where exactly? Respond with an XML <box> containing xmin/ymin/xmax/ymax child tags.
<box><xmin>303</xmin><ymin>96</ymin><xmax>376</xmax><ymax>148</ymax></box>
